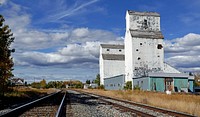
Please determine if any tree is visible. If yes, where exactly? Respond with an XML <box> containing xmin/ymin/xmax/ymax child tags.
<box><xmin>40</xmin><ymin>79</ymin><xmax>46</xmax><ymax>88</ymax></box>
<box><xmin>94</xmin><ymin>74</ymin><xmax>100</xmax><ymax>86</ymax></box>
<box><xmin>86</xmin><ymin>79</ymin><xmax>90</xmax><ymax>84</ymax></box>
<box><xmin>0</xmin><ymin>15</ymin><xmax>15</xmax><ymax>97</ymax></box>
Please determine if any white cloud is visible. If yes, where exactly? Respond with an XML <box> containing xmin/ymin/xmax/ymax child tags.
<box><xmin>164</xmin><ymin>33</ymin><xmax>200</xmax><ymax>72</ymax></box>
<box><xmin>47</xmin><ymin>0</ymin><xmax>99</xmax><ymax>21</ymax></box>
<box><xmin>69</xmin><ymin>27</ymin><xmax>122</xmax><ymax>43</ymax></box>
<box><xmin>0</xmin><ymin>0</ymin><xmax>7</xmax><ymax>5</ymax></box>
<box><xmin>59</xmin><ymin>41</ymin><xmax>100</xmax><ymax>57</ymax></box>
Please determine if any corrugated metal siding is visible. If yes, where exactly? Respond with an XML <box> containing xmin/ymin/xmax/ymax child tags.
<box><xmin>133</xmin><ymin>77</ymin><xmax>149</xmax><ymax>90</ymax></box>
<box><xmin>130</xmin><ymin>30</ymin><xmax>164</xmax><ymax>39</ymax></box>
<box><xmin>104</xmin><ymin>75</ymin><xmax>125</xmax><ymax>90</ymax></box>
<box><xmin>102</xmin><ymin>54</ymin><xmax>125</xmax><ymax>61</ymax></box>
<box><xmin>174</xmin><ymin>78</ymin><xmax>188</xmax><ymax>92</ymax></box>
<box><xmin>128</xmin><ymin>10</ymin><xmax>160</xmax><ymax>17</ymax></box>
<box><xmin>150</xmin><ymin>77</ymin><xmax>165</xmax><ymax>92</ymax></box>
<box><xmin>189</xmin><ymin>80</ymin><xmax>194</xmax><ymax>92</ymax></box>
<box><xmin>100</xmin><ymin>44</ymin><xmax>124</xmax><ymax>49</ymax></box>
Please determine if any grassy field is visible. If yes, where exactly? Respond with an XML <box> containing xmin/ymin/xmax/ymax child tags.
<box><xmin>81</xmin><ymin>89</ymin><xmax>200</xmax><ymax>116</ymax></box>
<box><xmin>4</xmin><ymin>87</ymin><xmax>57</xmax><ymax>97</ymax></box>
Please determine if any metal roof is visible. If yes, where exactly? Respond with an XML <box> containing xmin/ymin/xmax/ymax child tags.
<box><xmin>128</xmin><ymin>10</ymin><xmax>160</xmax><ymax>17</ymax></box>
<box><xmin>100</xmin><ymin>44</ymin><xmax>124</xmax><ymax>49</ymax></box>
<box><xmin>130</xmin><ymin>30</ymin><xmax>164</xmax><ymax>39</ymax></box>
<box><xmin>102</xmin><ymin>54</ymin><xmax>125</xmax><ymax>61</ymax></box>
<box><xmin>148</xmin><ymin>72</ymin><xmax>189</xmax><ymax>78</ymax></box>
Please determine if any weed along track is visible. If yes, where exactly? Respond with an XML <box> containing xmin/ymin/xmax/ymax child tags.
<box><xmin>74</xmin><ymin>90</ymin><xmax>196</xmax><ymax>117</ymax></box>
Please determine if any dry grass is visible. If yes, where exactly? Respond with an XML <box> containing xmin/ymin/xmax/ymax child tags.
<box><xmin>4</xmin><ymin>87</ymin><xmax>58</xmax><ymax>97</ymax></box>
<box><xmin>80</xmin><ymin>89</ymin><xmax>200</xmax><ymax>116</ymax></box>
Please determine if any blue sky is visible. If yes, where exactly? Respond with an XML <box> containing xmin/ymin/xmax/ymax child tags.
<box><xmin>1</xmin><ymin>0</ymin><xmax>200</xmax><ymax>83</ymax></box>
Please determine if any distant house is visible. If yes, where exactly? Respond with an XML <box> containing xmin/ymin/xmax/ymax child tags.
<box><xmin>83</xmin><ymin>83</ymin><xmax>98</xmax><ymax>89</ymax></box>
<box><xmin>89</xmin><ymin>83</ymin><xmax>98</xmax><ymax>88</ymax></box>
<box><xmin>11</xmin><ymin>78</ymin><xmax>24</xmax><ymax>86</ymax></box>
<box><xmin>83</xmin><ymin>84</ymin><xmax>89</xmax><ymax>89</ymax></box>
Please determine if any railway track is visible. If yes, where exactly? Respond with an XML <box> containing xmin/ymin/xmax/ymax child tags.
<box><xmin>75</xmin><ymin>90</ymin><xmax>196</xmax><ymax>117</ymax></box>
<box><xmin>0</xmin><ymin>89</ymin><xmax>197</xmax><ymax>117</ymax></box>
<box><xmin>0</xmin><ymin>90</ymin><xmax>66</xmax><ymax>117</ymax></box>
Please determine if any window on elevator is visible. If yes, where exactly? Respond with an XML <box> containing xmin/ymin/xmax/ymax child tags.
<box><xmin>144</xmin><ymin>19</ymin><xmax>148</xmax><ymax>29</ymax></box>
<box><xmin>157</xmin><ymin>44</ymin><xmax>163</xmax><ymax>49</ymax></box>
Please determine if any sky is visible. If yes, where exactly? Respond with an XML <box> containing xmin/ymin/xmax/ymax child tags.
<box><xmin>0</xmin><ymin>0</ymin><xmax>200</xmax><ymax>83</ymax></box>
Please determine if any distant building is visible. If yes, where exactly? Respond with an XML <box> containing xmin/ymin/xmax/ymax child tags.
<box><xmin>83</xmin><ymin>84</ymin><xmax>89</xmax><ymax>89</ymax></box>
<box><xmin>11</xmin><ymin>78</ymin><xmax>24</xmax><ymax>86</ymax></box>
<box><xmin>89</xmin><ymin>83</ymin><xmax>98</xmax><ymax>88</ymax></box>
<box><xmin>100</xmin><ymin>10</ymin><xmax>194</xmax><ymax>92</ymax></box>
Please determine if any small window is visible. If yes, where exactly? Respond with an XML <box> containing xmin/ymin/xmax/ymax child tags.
<box><xmin>107</xmin><ymin>49</ymin><xmax>110</xmax><ymax>51</ymax></box>
<box><xmin>144</xmin><ymin>19</ymin><xmax>148</xmax><ymax>29</ymax></box>
<box><xmin>157</xmin><ymin>44</ymin><xmax>163</xmax><ymax>49</ymax></box>
<box><xmin>158</xmin><ymin>55</ymin><xmax>160</xmax><ymax>57</ymax></box>
<box><xmin>144</xmin><ymin>19</ymin><xmax>147</xmax><ymax>26</ymax></box>
<box><xmin>136</xmin><ymin>49</ymin><xmax>139</xmax><ymax>51</ymax></box>
<box><xmin>138</xmin><ymin>57</ymin><xmax>141</xmax><ymax>60</ymax></box>
<box><xmin>140</xmin><ymin>43</ymin><xmax>142</xmax><ymax>45</ymax></box>
<box><xmin>119</xmin><ymin>49</ymin><xmax>122</xmax><ymax>52</ymax></box>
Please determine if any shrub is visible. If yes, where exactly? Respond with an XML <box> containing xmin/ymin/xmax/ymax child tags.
<box><xmin>124</xmin><ymin>81</ymin><xmax>132</xmax><ymax>90</ymax></box>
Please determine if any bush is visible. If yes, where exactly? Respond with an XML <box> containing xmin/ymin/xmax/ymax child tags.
<box><xmin>124</xmin><ymin>81</ymin><xmax>132</xmax><ymax>90</ymax></box>
<box><xmin>134</xmin><ymin>85</ymin><xmax>140</xmax><ymax>90</ymax></box>
<box><xmin>98</xmin><ymin>85</ymin><xmax>105</xmax><ymax>89</ymax></box>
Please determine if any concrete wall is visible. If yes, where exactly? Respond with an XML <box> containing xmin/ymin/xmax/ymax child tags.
<box><xmin>99</xmin><ymin>46</ymin><xmax>104</xmax><ymax>85</ymax></box>
<box><xmin>100</xmin><ymin>44</ymin><xmax>124</xmax><ymax>85</ymax></box>
<box><xmin>125</xmin><ymin>30</ymin><xmax>134</xmax><ymax>82</ymax></box>
<box><xmin>132</xmin><ymin>37</ymin><xmax>164</xmax><ymax>71</ymax></box>
<box><xmin>126</xmin><ymin>11</ymin><xmax>160</xmax><ymax>31</ymax></box>
<box><xmin>104</xmin><ymin>75</ymin><xmax>125</xmax><ymax>90</ymax></box>
<box><xmin>103</xmin><ymin>60</ymin><xmax>125</xmax><ymax>79</ymax></box>
<box><xmin>125</xmin><ymin>10</ymin><xmax>164</xmax><ymax>82</ymax></box>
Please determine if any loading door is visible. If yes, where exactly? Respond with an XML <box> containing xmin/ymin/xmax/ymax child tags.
<box><xmin>165</xmin><ymin>78</ymin><xmax>173</xmax><ymax>91</ymax></box>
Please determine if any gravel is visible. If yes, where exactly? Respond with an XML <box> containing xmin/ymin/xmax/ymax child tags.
<box><xmin>66</xmin><ymin>90</ymin><xmax>132</xmax><ymax>117</ymax></box>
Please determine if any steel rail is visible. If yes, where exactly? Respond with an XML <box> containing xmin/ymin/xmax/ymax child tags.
<box><xmin>0</xmin><ymin>90</ymin><xmax>61</xmax><ymax>117</ymax></box>
<box><xmin>56</xmin><ymin>91</ymin><xmax>66</xmax><ymax>117</ymax></box>
<box><xmin>96</xmin><ymin>96</ymin><xmax>155</xmax><ymax>117</ymax></box>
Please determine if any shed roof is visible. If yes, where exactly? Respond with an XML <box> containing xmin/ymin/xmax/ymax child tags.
<box><xmin>128</xmin><ymin>10</ymin><xmax>160</xmax><ymax>17</ymax></box>
<box><xmin>130</xmin><ymin>30</ymin><xmax>164</xmax><ymax>39</ymax></box>
<box><xmin>102</xmin><ymin>54</ymin><xmax>125</xmax><ymax>61</ymax></box>
<box><xmin>148</xmin><ymin>72</ymin><xmax>189</xmax><ymax>78</ymax></box>
<box><xmin>100</xmin><ymin>44</ymin><xmax>124</xmax><ymax>49</ymax></box>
